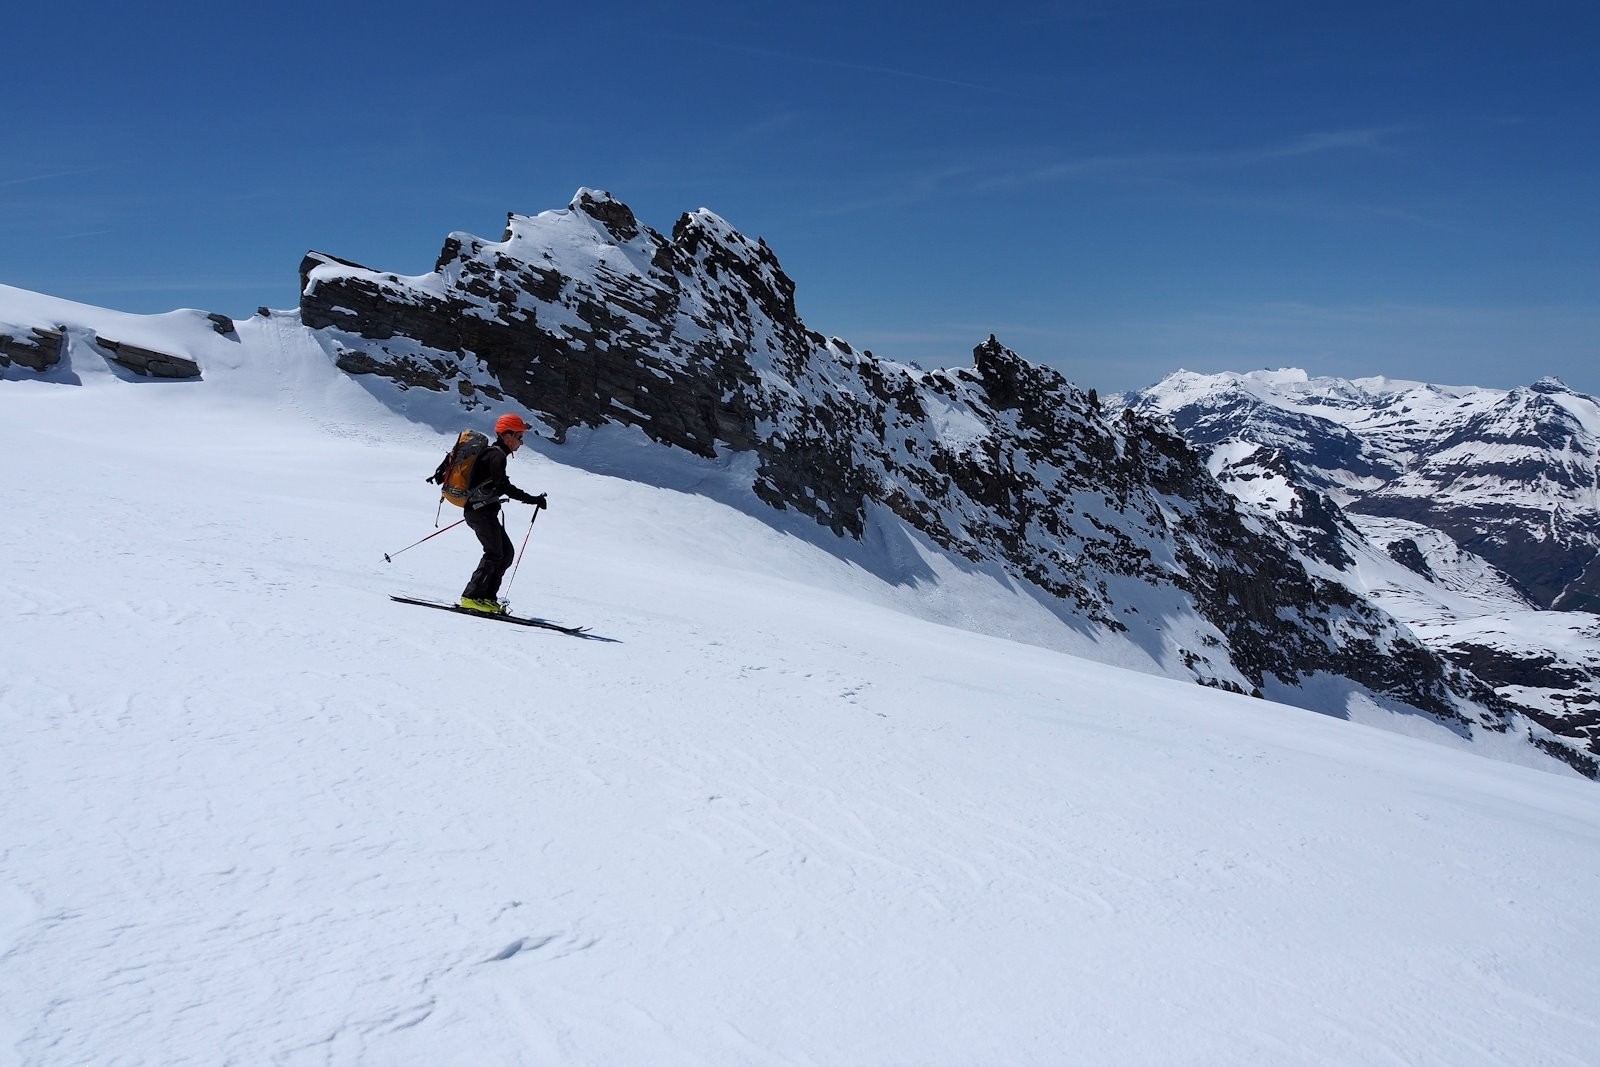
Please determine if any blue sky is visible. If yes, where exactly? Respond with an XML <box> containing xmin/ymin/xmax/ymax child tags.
<box><xmin>5</xmin><ymin>0</ymin><xmax>1596</xmax><ymax>395</ymax></box>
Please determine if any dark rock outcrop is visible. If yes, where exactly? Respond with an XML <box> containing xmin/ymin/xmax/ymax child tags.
<box><xmin>94</xmin><ymin>335</ymin><xmax>201</xmax><ymax>379</ymax></box>
<box><xmin>0</xmin><ymin>326</ymin><xmax>64</xmax><ymax>371</ymax></box>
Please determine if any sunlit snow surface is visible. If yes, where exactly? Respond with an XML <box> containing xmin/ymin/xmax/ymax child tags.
<box><xmin>4</xmin><ymin>291</ymin><xmax>1600</xmax><ymax>1065</ymax></box>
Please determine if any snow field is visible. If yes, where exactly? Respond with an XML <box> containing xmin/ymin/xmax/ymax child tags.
<box><xmin>2</xmin><ymin>311</ymin><xmax>1600</xmax><ymax>1064</ymax></box>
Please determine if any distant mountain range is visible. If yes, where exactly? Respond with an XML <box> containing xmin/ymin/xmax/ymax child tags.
<box><xmin>1119</xmin><ymin>369</ymin><xmax>1599</xmax><ymax>766</ymax></box>
<box><xmin>4</xmin><ymin>190</ymin><xmax>1594</xmax><ymax>778</ymax></box>
<box><xmin>1121</xmin><ymin>369</ymin><xmax>1600</xmax><ymax>609</ymax></box>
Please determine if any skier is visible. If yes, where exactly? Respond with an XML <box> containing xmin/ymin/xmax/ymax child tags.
<box><xmin>459</xmin><ymin>413</ymin><xmax>547</xmax><ymax>613</ymax></box>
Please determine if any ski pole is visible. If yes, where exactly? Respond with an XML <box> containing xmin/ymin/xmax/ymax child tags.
<box><xmin>383</xmin><ymin>517</ymin><xmax>466</xmax><ymax>563</ymax></box>
<box><xmin>505</xmin><ymin>505</ymin><xmax>542</xmax><ymax>593</ymax></box>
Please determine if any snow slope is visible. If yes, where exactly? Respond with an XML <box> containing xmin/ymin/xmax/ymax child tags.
<box><xmin>4</xmin><ymin>298</ymin><xmax>1600</xmax><ymax>1064</ymax></box>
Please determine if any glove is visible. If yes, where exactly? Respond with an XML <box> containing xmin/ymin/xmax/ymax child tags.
<box><xmin>529</xmin><ymin>493</ymin><xmax>548</xmax><ymax>508</ymax></box>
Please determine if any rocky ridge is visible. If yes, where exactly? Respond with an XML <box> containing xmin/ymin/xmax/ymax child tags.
<box><xmin>294</xmin><ymin>189</ymin><xmax>1586</xmax><ymax>776</ymax></box>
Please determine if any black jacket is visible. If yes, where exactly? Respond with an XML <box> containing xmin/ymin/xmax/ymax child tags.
<box><xmin>466</xmin><ymin>443</ymin><xmax>541</xmax><ymax>508</ymax></box>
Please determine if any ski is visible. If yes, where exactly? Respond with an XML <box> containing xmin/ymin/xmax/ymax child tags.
<box><xmin>390</xmin><ymin>595</ymin><xmax>590</xmax><ymax>635</ymax></box>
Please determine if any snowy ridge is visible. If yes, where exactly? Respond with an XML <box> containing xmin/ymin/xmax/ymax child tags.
<box><xmin>1125</xmin><ymin>367</ymin><xmax>1502</xmax><ymax>497</ymax></box>
<box><xmin>289</xmin><ymin>191</ymin><xmax>1576</xmax><ymax>768</ymax></box>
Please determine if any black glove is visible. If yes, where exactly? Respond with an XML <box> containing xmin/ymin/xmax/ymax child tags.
<box><xmin>529</xmin><ymin>493</ymin><xmax>548</xmax><ymax>509</ymax></box>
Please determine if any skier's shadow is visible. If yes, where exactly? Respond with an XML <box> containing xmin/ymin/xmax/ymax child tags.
<box><xmin>547</xmin><ymin>626</ymin><xmax>621</xmax><ymax>644</ymax></box>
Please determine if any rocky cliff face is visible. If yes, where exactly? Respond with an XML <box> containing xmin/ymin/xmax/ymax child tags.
<box><xmin>298</xmin><ymin>190</ymin><xmax>1584</xmax><ymax>776</ymax></box>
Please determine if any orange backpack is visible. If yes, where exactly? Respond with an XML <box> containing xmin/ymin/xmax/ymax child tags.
<box><xmin>428</xmin><ymin>430</ymin><xmax>490</xmax><ymax>508</ymax></box>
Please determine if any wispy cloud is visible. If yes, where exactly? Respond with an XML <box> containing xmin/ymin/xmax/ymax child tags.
<box><xmin>810</xmin><ymin>163</ymin><xmax>987</xmax><ymax>217</ymax></box>
<box><xmin>1108</xmin><ymin>174</ymin><xmax>1454</xmax><ymax>230</ymax></box>
<box><xmin>0</xmin><ymin>167</ymin><xmax>107</xmax><ymax>189</ymax></box>
<box><xmin>662</xmin><ymin>32</ymin><xmax>1012</xmax><ymax>95</ymax></box>
<box><xmin>809</xmin><ymin>128</ymin><xmax>1403</xmax><ymax>219</ymax></box>
<box><xmin>990</xmin><ymin>127</ymin><xmax>1399</xmax><ymax>188</ymax></box>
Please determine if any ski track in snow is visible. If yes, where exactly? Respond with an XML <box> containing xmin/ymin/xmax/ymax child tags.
<box><xmin>2</xmin><ymin>303</ymin><xmax>1600</xmax><ymax>1064</ymax></box>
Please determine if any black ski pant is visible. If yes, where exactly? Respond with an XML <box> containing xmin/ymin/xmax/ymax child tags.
<box><xmin>462</xmin><ymin>504</ymin><xmax>514</xmax><ymax>601</ymax></box>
